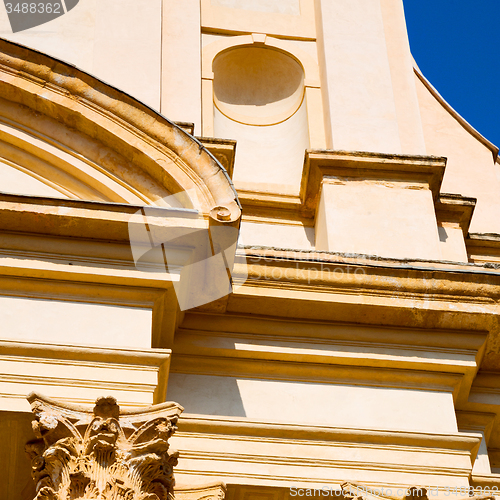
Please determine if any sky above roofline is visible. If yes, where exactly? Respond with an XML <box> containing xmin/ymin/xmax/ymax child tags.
<box><xmin>403</xmin><ymin>0</ymin><xmax>500</xmax><ymax>149</ymax></box>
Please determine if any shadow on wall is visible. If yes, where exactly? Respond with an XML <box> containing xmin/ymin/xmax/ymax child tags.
<box><xmin>166</xmin><ymin>373</ymin><xmax>458</xmax><ymax>433</ymax></box>
<box><xmin>438</xmin><ymin>226</ymin><xmax>449</xmax><ymax>242</ymax></box>
<box><xmin>213</xmin><ymin>45</ymin><xmax>309</xmax><ymax>194</ymax></box>
<box><xmin>213</xmin><ymin>46</ymin><xmax>304</xmax><ymax>111</ymax></box>
<box><xmin>166</xmin><ymin>373</ymin><xmax>247</xmax><ymax>417</ymax></box>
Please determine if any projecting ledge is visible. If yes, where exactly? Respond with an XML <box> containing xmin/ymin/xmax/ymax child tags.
<box><xmin>0</xmin><ymin>340</ymin><xmax>171</xmax><ymax>411</ymax></box>
<box><xmin>436</xmin><ymin>194</ymin><xmax>476</xmax><ymax>263</ymax></box>
<box><xmin>171</xmin><ymin>414</ymin><xmax>481</xmax><ymax>490</ymax></box>
<box><xmin>304</xmin><ymin>151</ymin><xmax>446</xmax><ymax>260</ymax></box>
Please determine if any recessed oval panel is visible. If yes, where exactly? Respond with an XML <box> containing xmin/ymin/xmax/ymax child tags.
<box><xmin>213</xmin><ymin>46</ymin><xmax>305</xmax><ymax>126</ymax></box>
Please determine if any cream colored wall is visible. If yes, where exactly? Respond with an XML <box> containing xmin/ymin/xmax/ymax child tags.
<box><xmin>167</xmin><ymin>373</ymin><xmax>458</xmax><ymax>433</ymax></box>
<box><xmin>2</xmin><ymin>1</ymin><xmax>499</xmax><ymax>490</ymax></box>
<box><xmin>472</xmin><ymin>432</ymin><xmax>492</xmax><ymax>475</ymax></box>
<box><xmin>211</xmin><ymin>42</ymin><xmax>310</xmax><ymax>195</ymax></box>
<box><xmin>316</xmin><ymin>0</ymin><xmax>401</xmax><ymax>153</ymax></box>
<box><xmin>211</xmin><ymin>0</ymin><xmax>301</xmax><ymax>16</ymax></box>
<box><xmin>316</xmin><ymin>180</ymin><xmax>442</xmax><ymax>261</ymax></box>
<box><xmin>201</xmin><ymin>0</ymin><xmax>316</xmax><ymax>40</ymax></box>
<box><xmin>203</xmin><ymin>33</ymin><xmax>322</xmax><ymax>197</ymax></box>
<box><xmin>0</xmin><ymin>296</ymin><xmax>153</xmax><ymax>349</ymax></box>
<box><xmin>415</xmin><ymin>75</ymin><xmax>500</xmax><ymax>235</ymax></box>
<box><xmin>314</xmin><ymin>186</ymin><xmax>329</xmax><ymax>252</ymax></box>
<box><xmin>314</xmin><ymin>0</ymin><xmax>427</xmax><ymax>155</ymax></box>
<box><xmin>438</xmin><ymin>225</ymin><xmax>468</xmax><ymax>262</ymax></box>
<box><xmin>161</xmin><ymin>0</ymin><xmax>202</xmax><ymax>129</ymax></box>
<box><xmin>0</xmin><ymin>0</ymin><xmax>162</xmax><ymax>109</ymax></box>
<box><xmin>379</xmin><ymin>0</ymin><xmax>426</xmax><ymax>154</ymax></box>
<box><xmin>240</xmin><ymin>221</ymin><xmax>314</xmax><ymax>250</ymax></box>
<box><xmin>215</xmin><ymin>104</ymin><xmax>309</xmax><ymax>196</ymax></box>
<box><xmin>313</xmin><ymin>0</ymin><xmax>333</xmax><ymax>149</ymax></box>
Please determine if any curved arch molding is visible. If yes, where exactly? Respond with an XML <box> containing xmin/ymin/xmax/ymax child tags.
<box><xmin>0</xmin><ymin>39</ymin><xmax>241</xmax><ymax>223</ymax></box>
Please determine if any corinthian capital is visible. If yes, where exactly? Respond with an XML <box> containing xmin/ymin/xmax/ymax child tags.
<box><xmin>25</xmin><ymin>392</ymin><xmax>184</xmax><ymax>500</ymax></box>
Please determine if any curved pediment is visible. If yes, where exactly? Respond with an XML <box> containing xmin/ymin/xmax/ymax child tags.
<box><xmin>0</xmin><ymin>38</ymin><xmax>241</xmax><ymax>222</ymax></box>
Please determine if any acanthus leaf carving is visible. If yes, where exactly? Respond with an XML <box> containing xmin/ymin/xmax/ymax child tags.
<box><xmin>25</xmin><ymin>392</ymin><xmax>183</xmax><ymax>500</ymax></box>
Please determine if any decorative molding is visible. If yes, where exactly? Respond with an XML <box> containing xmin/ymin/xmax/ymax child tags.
<box><xmin>435</xmin><ymin>194</ymin><xmax>476</xmax><ymax>237</ymax></box>
<box><xmin>176</xmin><ymin>449</ymin><xmax>470</xmax><ymax>476</ymax></box>
<box><xmin>175</xmin><ymin>414</ymin><xmax>481</xmax><ymax>454</ymax></box>
<box><xmin>301</xmin><ymin>150</ymin><xmax>446</xmax><ymax>217</ymax></box>
<box><xmin>236</xmin><ymin>246</ymin><xmax>500</xmax><ymax>303</ymax></box>
<box><xmin>170</xmin><ymin>353</ymin><xmax>464</xmax><ymax>398</ymax></box>
<box><xmin>25</xmin><ymin>393</ymin><xmax>183</xmax><ymax>500</ymax></box>
<box><xmin>175</xmin><ymin>122</ymin><xmax>196</xmax><ymax>136</ymax></box>
<box><xmin>197</xmin><ymin>137</ymin><xmax>237</xmax><ymax>180</ymax></box>
<box><xmin>0</xmin><ymin>38</ymin><xmax>241</xmax><ymax>223</ymax></box>
<box><xmin>175</xmin><ymin>482</ymin><xmax>226</xmax><ymax>500</ymax></box>
<box><xmin>0</xmin><ymin>340</ymin><xmax>172</xmax><ymax>411</ymax></box>
<box><xmin>455</xmin><ymin>411</ymin><xmax>496</xmax><ymax>444</ymax></box>
<box><xmin>171</xmin><ymin>427</ymin><xmax>478</xmax><ymax>487</ymax></box>
<box><xmin>236</xmin><ymin>150</ymin><xmax>448</xmax><ymax>222</ymax></box>
<box><xmin>470</xmin><ymin>473</ymin><xmax>500</xmax><ymax>492</ymax></box>
<box><xmin>467</xmin><ymin>234</ymin><xmax>500</xmax><ymax>265</ymax></box>
<box><xmin>173</xmin><ymin>122</ymin><xmax>236</xmax><ymax>180</ymax></box>
<box><xmin>0</xmin><ymin>192</ymin><xmax>204</xmax><ymax>249</ymax></box>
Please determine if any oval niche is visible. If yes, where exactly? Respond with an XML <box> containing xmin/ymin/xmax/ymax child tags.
<box><xmin>213</xmin><ymin>46</ymin><xmax>305</xmax><ymax>126</ymax></box>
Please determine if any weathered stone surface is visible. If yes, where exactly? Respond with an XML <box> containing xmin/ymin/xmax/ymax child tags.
<box><xmin>25</xmin><ymin>393</ymin><xmax>183</xmax><ymax>500</ymax></box>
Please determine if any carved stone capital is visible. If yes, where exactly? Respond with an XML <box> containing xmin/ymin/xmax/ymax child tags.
<box><xmin>25</xmin><ymin>392</ymin><xmax>184</xmax><ymax>500</ymax></box>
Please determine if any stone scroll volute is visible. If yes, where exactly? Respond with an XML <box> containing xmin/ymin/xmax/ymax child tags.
<box><xmin>25</xmin><ymin>392</ymin><xmax>184</xmax><ymax>500</ymax></box>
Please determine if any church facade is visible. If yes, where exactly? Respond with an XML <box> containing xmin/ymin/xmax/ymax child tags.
<box><xmin>1</xmin><ymin>1</ymin><xmax>500</xmax><ymax>499</ymax></box>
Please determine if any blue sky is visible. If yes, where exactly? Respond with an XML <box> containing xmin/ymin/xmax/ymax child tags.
<box><xmin>403</xmin><ymin>1</ymin><xmax>500</xmax><ymax>148</ymax></box>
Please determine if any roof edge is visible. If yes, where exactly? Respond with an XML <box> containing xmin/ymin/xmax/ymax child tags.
<box><xmin>413</xmin><ymin>60</ymin><xmax>499</xmax><ymax>162</ymax></box>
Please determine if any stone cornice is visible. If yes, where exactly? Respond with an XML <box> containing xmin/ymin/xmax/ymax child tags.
<box><xmin>171</xmin><ymin>415</ymin><xmax>481</xmax><ymax>488</ymax></box>
<box><xmin>0</xmin><ymin>339</ymin><xmax>171</xmax><ymax>368</ymax></box>
<box><xmin>177</xmin><ymin>414</ymin><xmax>481</xmax><ymax>452</ymax></box>
<box><xmin>0</xmin><ymin>192</ymin><xmax>204</xmax><ymax>244</ymax></box>
<box><xmin>236</xmin><ymin>246</ymin><xmax>500</xmax><ymax>301</ymax></box>
<box><xmin>0</xmin><ymin>341</ymin><xmax>172</xmax><ymax>409</ymax></box>
<box><xmin>301</xmin><ymin>150</ymin><xmax>446</xmax><ymax>216</ymax></box>
<box><xmin>170</xmin><ymin>354</ymin><xmax>465</xmax><ymax>400</ymax></box>
<box><xmin>229</xmin><ymin>247</ymin><xmax>500</xmax><ymax>376</ymax></box>
<box><xmin>467</xmin><ymin>233</ymin><xmax>500</xmax><ymax>264</ymax></box>
<box><xmin>238</xmin><ymin>150</ymin><xmax>447</xmax><ymax>222</ymax></box>
<box><xmin>435</xmin><ymin>194</ymin><xmax>476</xmax><ymax>236</ymax></box>
<box><xmin>470</xmin><ymin>474</ymin><xmax>500</xmax><ymax>489</ymax></box>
